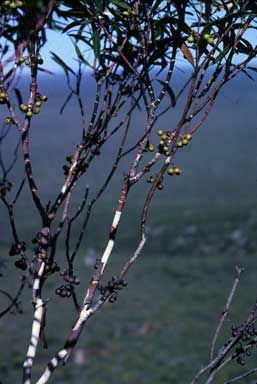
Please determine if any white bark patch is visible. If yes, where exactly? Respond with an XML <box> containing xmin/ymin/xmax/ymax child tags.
<box><xmin>101</xmin><ymin>239</ymin><xmax>114</xmax><ymax>265</ymax></box>
<box><xmin>35</xmin><ymin>350</ymin><xmax>67</xmax><ymax>384</ymax></box>
<box><xmin>61</xmin><ymin>185</ymin><xmax>67</xmax><ymax>194</ymax></box>
<box><xmin>33</xmin><ymin>262</ymin><xmax>45</xmax><ymax>291</ymax></box>
<box><xmin>112</xmin><ymin>210</ymin><xmax>121</xmax><ymax>228</ymax></box>
<box><xmin>23</xmin><ymin>298</ymin><xmax>44</xmax><ymax>380</ymax></box>
<box><xmin>72</xmin><ymin>307</ymin><xmax>93</xmax><ymax>331</ymax></box>
<box><xmin>70</xmin><ymin>161</ymin><xmax>77</xmax><ymax>172</ymax></box>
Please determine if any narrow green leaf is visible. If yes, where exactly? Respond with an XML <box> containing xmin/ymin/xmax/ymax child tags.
<box><xmin>214</xmin><ymin>45</ymin><xmax>231</xmax><ymax>64</ymax></box>
<box><xmin>62</xmin><ymin>21</ymin><xmax>82</xmax><ymax>34</ymax></box>
<box><xmin>73</xmin><ymin>42</ymin><xmax>93</xmax><ymax>68</ymax></box>
<box><xmin>112</xmin><ymin>0</ymin><xmax>131</xmax><ymax>10</ymax></box>
<box><xmin>93</xmin><ymin>29</ymin><xmax>100</xmax><ymax>59</ymax></box>
<box><xmin>50</xmin><ymin>51</ymin><xmax>75</xmax><ymax>75</ymax></box>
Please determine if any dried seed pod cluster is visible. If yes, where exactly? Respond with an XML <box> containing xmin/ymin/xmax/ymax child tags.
<box><xmin>9</xmin><ymin>241</ymin><xmax>26</xmax><ymax>257</ymax></box>
<box><xmin>9</xmin><ymin>241</ymin><xmax>27</xmax><ymax>270</ymax></box>
<box><xmin>14</xmin><ymin>258</ymin><xmax>27</xmax><ymax>270</ymax></box>
<box><xmin>60</xmin><ymin>269</ymin><xmax>80</xmax><ymax>286</ymax></box>
<box><xmin>98</xmin><ymin>276</ymin><xmax>128</xmax><ymax>303</ymax></box>
<box><xmin>63</xmin><ymin>155</ymin><xmax>88</xmax><ymax>176</ymax></box>
<box><xmin>55</xmin><ymin>270</ymin><xmax>80</xmax><ymax>298</ymax></box>
<box><xmin>230</xmin><ymin>323</ymin><xmax>257</xmax><ymax>366</ymax></box>
<box><xmin>55</xmin><ymin>284</ymin><xmax>72</xmax><ymax>298</ymax></box>
<box><xmin>0</xmin><ymin>180</ymin><xmax>13</xmax><ymax>197</ymax></box>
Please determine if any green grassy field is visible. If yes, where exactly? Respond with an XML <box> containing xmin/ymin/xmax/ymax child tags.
<box><xmin>1</xmin><ymin>199</ymin><xmax>257</xmax><ymax>384</ymax></box>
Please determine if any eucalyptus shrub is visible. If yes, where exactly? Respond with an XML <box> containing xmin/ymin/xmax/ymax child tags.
<box><xmin>1</xmin><ymin>1</ymin><xmax>257</xmax><ymax>383</ymax></box>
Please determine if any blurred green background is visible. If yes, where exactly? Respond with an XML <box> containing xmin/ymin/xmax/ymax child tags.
<box><xmin>0</xmin><ymin>72</ymin><xmax>257</xmax><ymax>383</ymax></box>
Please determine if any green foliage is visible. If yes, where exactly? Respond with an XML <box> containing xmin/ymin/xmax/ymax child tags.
<box><xmin>1</xmin><ymin>0</ymin><xmax>256</xmax><ymax>85</ymax></box>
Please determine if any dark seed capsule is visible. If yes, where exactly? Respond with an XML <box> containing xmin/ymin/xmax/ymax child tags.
<box><xmin>238</xmin><ymin>356</ymin><xmax>245</xmax><ymax>366</ymax></box>
<box><xmin>54</xmin><ymin>265</ymin><xmax>60</xmax><ymax>272</ymax></box>
<box><xmin>55</xmin><ymin>288</ymin><xmax>61</xmax><ymax>295</ymax></box>
<box><xmin>9</xmin><ymin>244</ymin><xmax>19</xmax><ymax>256</ymax></box>
<box><xmin>14</xmin><ymin>259</ymin><xmax>27</xmax><ymax>271</ymax></box>
<box><xmin>242</xmin><ymin>333</ymin><xmax>249</xmax><ymax>342</ymax></box>
<box><xmin>100</xmin><ymin>287</ymin><xmax>107</xmax><ymax>295</ymax></box>
<box><xmin>109</xmin><ymin>294</ymin><xmax>117</xmax><ymax>303</ymax></box>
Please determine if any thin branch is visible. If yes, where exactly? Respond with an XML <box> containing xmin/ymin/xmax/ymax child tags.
<box><xmin>210</xmin><ymin>266</ymin><xmax>243</xmax><ymax>361</ymax></box>
<box><xmin>0</xmin><ymin>276</ymin><xmax>26</xmax><ymax>318</ymax></box>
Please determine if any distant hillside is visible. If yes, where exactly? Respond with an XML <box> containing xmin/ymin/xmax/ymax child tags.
<box><xmin>0</xmin><ymin>71</ymin><xmax>256</xmax><ymax>242</ymax></box>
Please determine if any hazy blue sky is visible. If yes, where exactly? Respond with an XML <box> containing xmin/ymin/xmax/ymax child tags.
<box><xmin>37</xmin><ymin>24</ymin><xmax>257</xmax><ymax>72</ymax></box>
<box><xmin>40</xmin><ymin>27</ymin><xmax>256</xmax><ymax>74</ymax></box>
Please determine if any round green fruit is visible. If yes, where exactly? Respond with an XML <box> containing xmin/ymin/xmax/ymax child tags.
<box><xmin>41</xmin><ymin>95</ymin><xmax>48</xmax><ymax>102</ymax></box>
<box><xmin>187</xmin><ymin>35</ymin><xmax>194</xmax><ymax>43</ymax></box>
<box><xmin>33</xmin><ymin>108</ymin><xmax>40</xmax><ymax>114</ymax></box>
<box><xmin>5</xmin><ymin>117</ymin><xmax>12</xmax><ymax>124</ymax></box>
<box><xmin>167</xmin><ymin>167</ymin><xmax>175</xmax><ymax>175</ymax></box>
<box><xmin>182</xmin><ymin>139</ymin><xmax>188</xmax><ymax>145</ymax></box>
<box><xmin>9</xmin><ymin>2</ymin><xmax>17</xmax><ymax>9</ymax></box>
<box><xmin>157</xmin><ymin>129</ymin><xmax>164</xmax><ymax>136</ymax></box>
<box><xmin>185</xmin><ymin>133</ymin><xmax>192</xmax><ymax>141</ymax></box>
<box><xmin>174</xmin><ymin>167</ymin><xmax>182</xmax><ymax>175</ymax></box>
<box><xmin>148</xmin><ymin>144</ymin><xmax>155</xmax><ymax>152</ymax></box>
<box><xmin>26</xmin><ymin>110</ymin><xmax>33</xmax><ymax>118</ymax></box>
<box><xmin>20</xmin><ymin>104</ymin><xmax>28</xmax><ymax>112</ymax></box>
<box><xmin>176</xmin><ymin>141</ymin><xmax>183</xmax><ymax>148</ymax></box>
<box><xmin>207</xmin><ymin>37</ymin><xmax>214</xmax><ymax>44</ymax></box>
<box><xmin>203</xmin><ymin>33</ymin><xmax>210</xmax><ymax>40</ymax></box>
